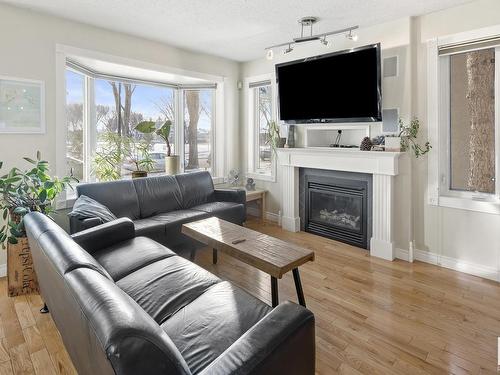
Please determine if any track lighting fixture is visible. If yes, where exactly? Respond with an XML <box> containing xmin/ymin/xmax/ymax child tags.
<box><xmin>264</xmin><ymin>17</ymin><xmax>358</xmax><ymax>58</ymax></box>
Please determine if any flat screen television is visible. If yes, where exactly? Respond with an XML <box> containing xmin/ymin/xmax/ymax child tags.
<box><xmin>276</xmin><ymin>43</ymin><xmax>382</xmax><ymax>123</ymax></box>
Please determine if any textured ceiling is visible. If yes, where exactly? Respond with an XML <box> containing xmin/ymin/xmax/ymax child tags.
<box><xmin>2</xmin><ymin>0</ymin><xmax>474</xmax><ymax>61</ymax></box>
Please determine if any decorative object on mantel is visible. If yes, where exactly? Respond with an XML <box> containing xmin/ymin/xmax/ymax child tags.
<box><xmin>266</xmin><ymin>121</ymin><xmax>286</xmax><ymax>153</ymax></box>
<box><xmin>371</xmin><ymin>135</ymin><xmax>385</xmax><ymax>146</ymax></box>
<box><xmin>370</xmin><ymin>145</ymin><xmax>384</xmax><ymax>151</ymax></box>
<box><xmin>384</xmin><ymin>136</ymin><xmax>401</xmax><ymax>152</ymax></box>
<box><xmin>245</xmin><ymin>178</ymin><xmax>256</xmax><ymax>191</ymax></box>
<box><xmin>286</xmin><ymin>124</ymin><xmax>296</xmax><ymax>148</ymax></box>
<box><xmin>398</xmin><ymin>117</ymin><xmax>431</xmax><ymax>158</ymax></box>
<box><xmin>360</xmin><ymin>137</ymin><xmax>373</xmax><ymax>151</ymax></box>
<box><xmin>0</xmin><ymin>76</ymin><xmax>45</xmax><ymax>134</ymax></box>
<box><xmin>0</xmin><ymin>151</ymin><xmax>77</xmax><ymax>296</ymax></box>
<box><xmin>228</xmin><ymin>169</ymin><xmax>241</xmax><ymax>186</ymax></box>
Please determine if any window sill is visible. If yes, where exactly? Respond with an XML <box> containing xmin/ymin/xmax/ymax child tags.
<box><xmin>437</xmin><ymin>195</ymin><xmax>500</xmax><ymax>215</ymax></box>
<box><xmin>247</xmin><ymin>171</ymin><xmax>276</xmax><ymax>183</ymax></box>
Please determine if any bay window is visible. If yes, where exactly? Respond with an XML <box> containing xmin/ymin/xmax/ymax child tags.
<box><xmin>64</xmin><ymin>61</ymin><xmax>217</xmax><ymax>183</ymax></box>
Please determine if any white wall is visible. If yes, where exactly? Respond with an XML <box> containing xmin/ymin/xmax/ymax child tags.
<box><xmin>0</xmin><ymin>3</ymin><xmax>241</xmax><ymax>270</ymax></box>
<box><xmin>240</xmin><ymin>18</ymin><xmax>414</xmax><ymax>251</ymax></box>
<box><xmin>240</xmin><ymin>0</ymin><xmax>500</xmax><ymax>278</ymax></box>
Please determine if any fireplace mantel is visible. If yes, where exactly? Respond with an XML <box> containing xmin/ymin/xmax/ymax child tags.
<box><xmin>277</xmin><ymin>147</ymin><xmax>407</xmax><ymax>261</ymax></box>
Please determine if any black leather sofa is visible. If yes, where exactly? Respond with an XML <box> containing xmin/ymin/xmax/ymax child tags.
<box><xmin>25</xmin><ymin>212</ymin><xmax>315</xmax><ymax>375</ymax></box>
<box><xmin>70</xmin><ymin>171</ymin><xmax>246</xmax><ymax>252</ymax></box>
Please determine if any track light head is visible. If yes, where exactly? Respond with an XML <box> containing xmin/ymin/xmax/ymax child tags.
<box><xmin>266</xmin><ymin>49</ymin><xmax>274</xmax><ymax>60</ymax></box>
<box><xmin>346</xmin><ymin>29</ymin><xmax>358</xmax><ymax>41</ymax></box>
<box><xmin>283</xmin><ymin>44</ymin><xmax>294</xmax><ymax>54</ymax></box>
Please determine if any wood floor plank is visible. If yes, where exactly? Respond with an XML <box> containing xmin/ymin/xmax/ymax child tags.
<box><xmin>30</xmin><ymin>349</ymin><xmax>56</xmax><ymax>375</ymax></box>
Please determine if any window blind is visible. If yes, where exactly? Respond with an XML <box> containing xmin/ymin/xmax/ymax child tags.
<box><xmin>438</xmin><ymin>35</ymin><xmax>500</xmax><ymax>56</ymax></box>
<box><xmin>249</xmin><ymin>79</ymin><xmax>272</xmax><ymax>89</ymax></box>
<box><xmin>66</xmin><ymin>59</ymin><xmax>217</xmax><ymax>89</ymax></box>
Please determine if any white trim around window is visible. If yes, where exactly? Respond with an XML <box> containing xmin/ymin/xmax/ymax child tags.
<box><xmin>55</xmin><ymin>44</ymin><xmax>226</xmax><ymax>207</ymax></box>
<box><xmin>427</xmin><ymin>25</ymin><xmax>500</xmax><ymax>215</ymax></box>
<box><xmin>245</xmin><ymin>73</ymin><xmax>277</xmax><ymax>182</ymax></box>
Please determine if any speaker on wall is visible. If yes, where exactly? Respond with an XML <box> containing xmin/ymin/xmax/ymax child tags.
<box><xmin>382</xmin><ymin>108</ymin><xmax>399</xmax><ymax>133</ymax></box>
<box><xmin>383</xmin><ymin>56</ymin><xmax>398</xmax><ymax>78</ymax></box>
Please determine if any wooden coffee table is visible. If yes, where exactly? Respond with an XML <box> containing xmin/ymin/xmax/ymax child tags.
<box><xmin>182</xmin><ymin>217</ymin><xmax>315</xmax><ymax>307</ymax></box>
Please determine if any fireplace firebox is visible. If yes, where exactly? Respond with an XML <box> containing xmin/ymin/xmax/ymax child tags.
<box><xmin>299</xmin><ymin>169</ymin><xmax>372</xmax><ymax>249</ymax></box>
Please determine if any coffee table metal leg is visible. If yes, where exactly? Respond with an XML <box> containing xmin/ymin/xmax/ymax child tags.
<box><xmin>213</xmin><ymin>248</ymin><xmax>218</xmax><ymax>264</ymax></box>
<box><xmin>271</xmin><ymin>276</ymin><xmax>279</xmax><ymax>307</ymax></box>
<box><xmin>292</xmin><ymin>268</ymin><xmax>306</xmax><ymax>307</ymax></box>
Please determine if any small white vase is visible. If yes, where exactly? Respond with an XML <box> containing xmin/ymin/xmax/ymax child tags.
<box><xmin>385</xmin><ymin>137</ymin><xmax>401</xmax><ymax>152</ymax></box>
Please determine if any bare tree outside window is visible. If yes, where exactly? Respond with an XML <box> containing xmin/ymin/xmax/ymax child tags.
<box><xmin>184</xmin><ymin>89</ymin><xmax>214</xmax><ymax>171</ymax></box>
<box><xmin>256</xmin><ymin>85</ymin><xmax>272</xmax><ymax>171</ymax></box>
<box><xmin>65</xmin><ymin>70</ymin><xmax>84</xmax><ymax>181</ymax></box>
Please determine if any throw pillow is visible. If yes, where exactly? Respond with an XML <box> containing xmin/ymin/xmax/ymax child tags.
<box><xmin>68</xmin><ymin>195</ymin><xmax>117</xmax><ymax>223</ymax></box>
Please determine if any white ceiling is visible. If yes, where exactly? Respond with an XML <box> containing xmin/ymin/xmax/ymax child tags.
<box><xmin>2</xmin><ymin>0</ymin><xmax>474</xmax><ymax>62</ymax></box>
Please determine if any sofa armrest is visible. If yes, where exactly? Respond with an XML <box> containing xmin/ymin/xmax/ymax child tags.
<box><xmin>71</xmin><ymin>218</ymin><xmax>135</xmax><ymax>254</ymax></box>
<box><xmin>214</xmin><ymin>189</ymin><xmax>246</xmax><ymax>205</ymax></box>
<box><xmin>69</xmin><ymin>216</ymin><xmax>102</xmax><ymax>234</ymax></box>
<box><xmin>199</xmin><ymin>301</ymin><xmax>315</xmax><ymax>375</ymax></box>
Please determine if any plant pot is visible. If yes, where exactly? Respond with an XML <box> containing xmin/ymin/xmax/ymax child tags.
<box><xmin>385</xmin><ymin>137</ymin><xmax>401</xmax><ymax>152</ymax></box>
<box><xmin>132</xmin><ymin>171</ymin><xmax>148</xmax><ymax>178</ymax></box>
<box><xmin>165</xmin><ymin>155</ymin><xmax>180</xmax><ymax>175</ymax></box>
<box><xmin>7</xmin><ymin>237</ymin><xmax>39</xmax><ymax>297</ymax></box>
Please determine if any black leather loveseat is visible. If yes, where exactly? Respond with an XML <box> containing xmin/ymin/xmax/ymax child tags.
<box><xmin>25</xmin><ymin>212</ymin><xmax>315</xmax><ymax>375</ymax></box>
<box><xmin>70</xmin><ymin>171</ymin><xmax>246</xmax><ymax>252</ymax></box>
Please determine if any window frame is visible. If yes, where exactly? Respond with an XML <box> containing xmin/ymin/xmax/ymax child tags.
<box><xmin>427</xmin><ymin>26</ymin><xmax>500</xmax><ymax>215</ymax></box>
<box><xmin>56</xmin><ymin>46</ymin><xmax>223</xmax><ymax>207</ymax></box>
<box><xmin>245</xmin><ymin>74</ymin><xmax>277</xmax><ymax>182</ymax></box>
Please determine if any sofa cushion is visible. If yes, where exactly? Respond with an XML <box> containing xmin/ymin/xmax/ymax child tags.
<box><xmin>150</xmin><ymin>210</ymin><xmax>209</xmax><ymax>229</ymax></box>
<box><xmin>68</xmin><ymin>195</ymin><xmax>117</xmax><ymax>224</ymax></box>
<box><xmin>92</xmin><ymin>237</ymin><xmax>175</xmax><ymax>281</ymax></box>
<box><xmin>133</xmin><ymin>175</ymin><xmax>183</xmax><ymax>218</ymax></box>
<box><xmin>175</xmin><ymin>171</ymin><xmax>214</xmax><ymax>209</ymax></box>
<box><xmin>191</xmin><ymin>202</ymin><xmax>245</xmax><ymax>224</ymax></box>
<box><xmin>77</xmin><ymin>180</ymin><xmax>141</xmax><ymax>220</ymax></box>
<box><xmin>162</xmin><ymin>281</ymin><xmax>272</xmax><ymax>374</ymax></box>
<box><xmin>117</xmin><ymin>256</ymin><xmax>220</xmax><ymax>325</ymax></box>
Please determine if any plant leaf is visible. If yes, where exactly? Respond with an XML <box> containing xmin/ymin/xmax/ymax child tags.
<box><xmin>36</xmin><ymin>151</ymin><xmax>41</xmax><ymax>161</ymax></box>
<box><xmin>135</xmin><ymin>121</ymin><xmax>156</xmax><ymax>134</ymax></box>
<box><xmin>8</xmin><ymin>236</ymin><xmax>18</xmax><ymax>245</ymax></box>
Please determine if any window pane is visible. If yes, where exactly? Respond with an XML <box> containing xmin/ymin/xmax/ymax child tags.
<box><xmin>65</xmin><ymin>70</ymin><xmax>85</xmax><ymax>181</ymax></box>
<box><xmin>184</xmin><ymin>89</ymin><xmax>213</xmax><ymax>172</ymax></box>
<box><xmin>256</xmin><ymin>85</ymin><xmax>272</xmax><ymax>171</ymax></box>
<box><xmin>450</xmin><ymin>49</ymin><xmax>495</xmax><ymax>194</ymax></box>
<box><xmin>93</xmin><ymin>79</ymin><xmax>175</xmax><ymax>181</ymax></box>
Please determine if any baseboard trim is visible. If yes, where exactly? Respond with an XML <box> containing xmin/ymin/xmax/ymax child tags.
<box><xmin>247</xmin><ymin>209</ymin><xmax>280</xmax><ymax>223</ymax></box>
<box><xmin>0</xmin><ymin>263</ymin><xmax>6</xmax><ymax>278</ymax></box>
<box><xmin>395</xmin><ymin>247</ymin><xmax>499</xmax><ymax>282</ymax></box>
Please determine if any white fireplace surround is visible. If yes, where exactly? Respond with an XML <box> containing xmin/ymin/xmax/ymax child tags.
<box><xmin>277</xmin><ymin>147</ymin><xmax>405</xmax><ymax>261</ymax></box>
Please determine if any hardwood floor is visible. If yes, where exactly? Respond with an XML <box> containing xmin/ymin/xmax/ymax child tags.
<box><xmin>1</xmin><ymin>219</ymin><xmax>499</xmax><ymax>374</ymax></box>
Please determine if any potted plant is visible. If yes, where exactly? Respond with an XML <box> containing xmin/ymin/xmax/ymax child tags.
<box><xmin>397</xmin><ymin>117</ymin><xmax>431</xmax><ymax>158</ymax></box>
<box><xmin>124</xmin><ymin>138</ymin><xmax>155</xmax><ymax>179</ymax></box>
<box><xmin>266</xmin><ymin>120</ymin><xmax>286</xmax><ymax>154</ymax></box>
<box><xmin>136</xmin><ymin>120</ymin><xmax>179</xmax><ymax>175</ymax></box>
<box><xmin>0</xmin><ymin>151</ymin><xmax>77</xmax><ymax>296</ymax></box>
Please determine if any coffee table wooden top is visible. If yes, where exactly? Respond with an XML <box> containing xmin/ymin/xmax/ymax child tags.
<box><xmin>182</xmin><ymin>217</ymin><xmax>314</xmax><ymax>278</ymax></box>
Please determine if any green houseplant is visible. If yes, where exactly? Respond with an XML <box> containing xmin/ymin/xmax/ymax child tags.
<box><xmin>136</xmin><ymin>120</ymin><xmax>179</xmax><ymax>175</ymax></box>
<box><xmin>398</xmin><ymin>117</ymin><xmax>432</xmax><ymax>158</ymax></box>
<box><xmin>266</xmin><ymin>121</ymin><xmax>286</xmax><ymax>155</ymax></box>
<box><xmin>92</xmin><ymin>132</ymin><xmax>154</xmax><ymax>181</ymax></box>
<box><xmin>0</xmin><ymin>151</ymin><xmax>77</xmax><ymax>248</ymax></box>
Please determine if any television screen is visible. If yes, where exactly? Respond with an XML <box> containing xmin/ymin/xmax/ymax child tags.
<box><xmin>276</xmin><ymin>44</ymin><xmax>381</xmax><ymax>123</ymax></box>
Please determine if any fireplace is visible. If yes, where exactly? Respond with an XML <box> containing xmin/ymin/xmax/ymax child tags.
<box><xmin>299</xmin><ymin>169</ymin><xmax>372</xmax><ymax>249</ymax></box>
